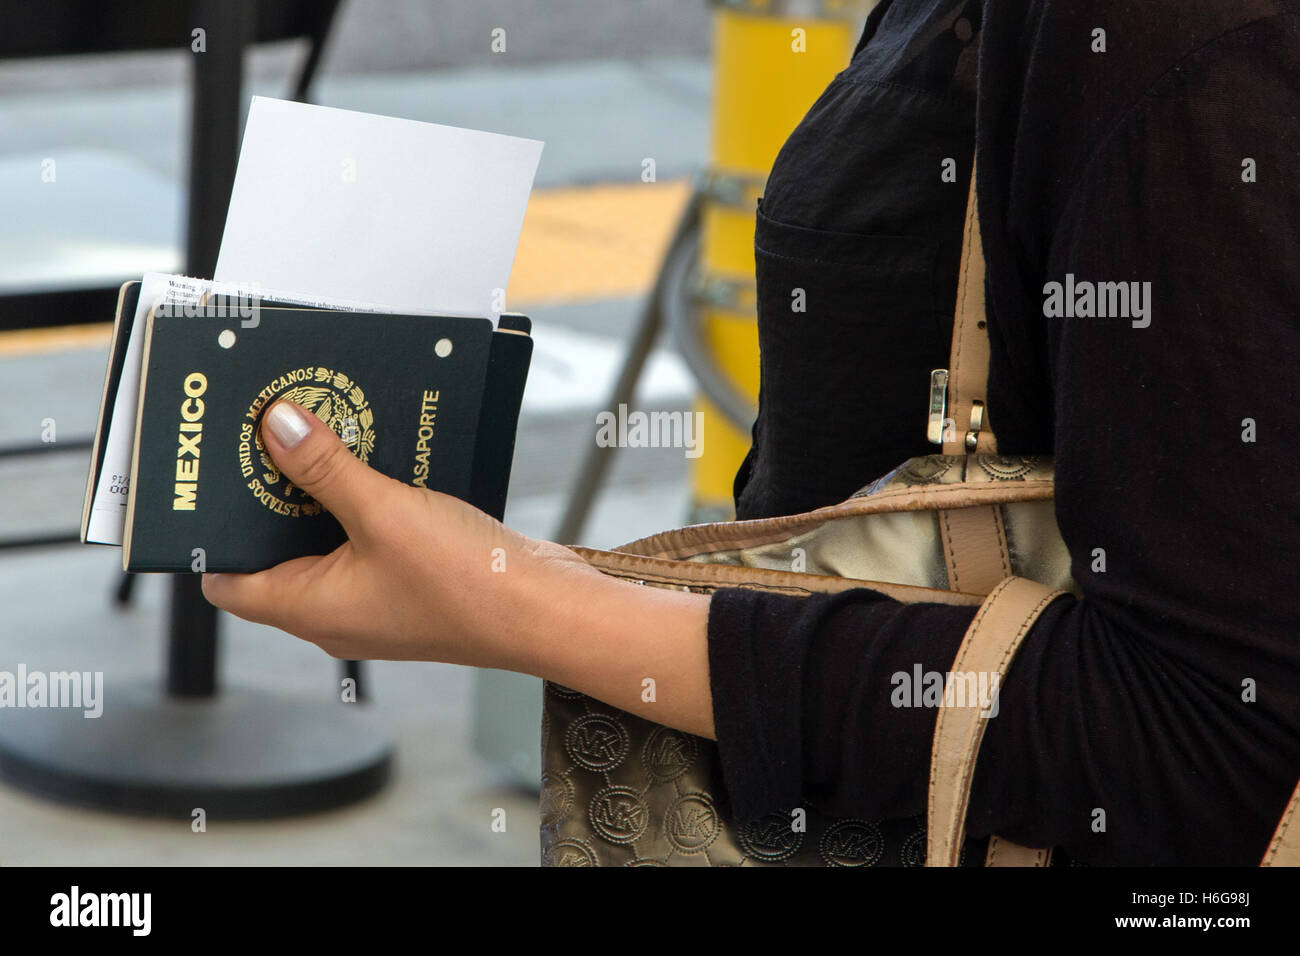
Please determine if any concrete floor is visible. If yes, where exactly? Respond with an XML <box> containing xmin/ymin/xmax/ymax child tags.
<box><xmin>0</xmin><ymin>0</ymin><xmax>712</xmax><ymax>93</ymax></box>
<box><xmin>0</xmin><ymin>544</ymin><xmax>542</xmax><ymax>866</ymax></box>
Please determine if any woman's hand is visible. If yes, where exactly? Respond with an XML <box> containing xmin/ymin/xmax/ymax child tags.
<box><xmin>201</xmin><ymin>399</ymin><xmax>717</xmax><ymax>738</ymax></box>
<box><xmin>202</xmin><ymin>399</ymin><xmax>602</xmax><ymax>670</ymax></box>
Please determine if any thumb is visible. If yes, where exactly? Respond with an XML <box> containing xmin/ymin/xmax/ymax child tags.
<box><xmin>260</xmin><ymin>399</ymin><xmax>393</xmax><ymax>535</ymax></box>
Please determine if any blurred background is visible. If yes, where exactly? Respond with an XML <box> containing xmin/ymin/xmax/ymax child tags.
<box><xmin>0</xmin><ymin>0</ymin><xmax>870</xmax><ymax>864</ymax></box>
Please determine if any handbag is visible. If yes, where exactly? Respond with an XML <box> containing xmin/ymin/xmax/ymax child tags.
<box><xmin>540</xmin><ymin>168</ymin><xmax>1300</xmax><ymax>867</ymax></box>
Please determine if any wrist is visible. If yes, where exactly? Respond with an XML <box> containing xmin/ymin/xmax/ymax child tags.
<box><xmin>478</xmin><ymin>538</ymin><xmax>615</xmax><ymax>677</ymax></box>
<box><xmin>500</xmin><ymin>546</ymin><xmax>717</xmax><ymax>739</ymax></box>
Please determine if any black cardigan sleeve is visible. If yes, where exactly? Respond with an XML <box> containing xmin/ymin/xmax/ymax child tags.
<box><xmin>705</xmin><ymin>6</ymin><xmax>1300</xmax><ymax>866</ymax></box>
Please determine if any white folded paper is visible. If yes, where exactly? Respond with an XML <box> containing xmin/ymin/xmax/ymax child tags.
<box><xmin>214</xmin><ymin>96</ymin><xmax>544</xmax><ymax>320</ymax></box>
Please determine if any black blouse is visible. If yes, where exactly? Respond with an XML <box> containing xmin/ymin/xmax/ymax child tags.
<box><xmin>705</xmin><ymin>0</ymin><xmax>1300</xmax><ymax>865</ymax></box>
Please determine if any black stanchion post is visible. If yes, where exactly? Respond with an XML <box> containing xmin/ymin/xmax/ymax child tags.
<box><xmin>185</xmin><ymin>0</ymin><xmax>246</xmax><ymax>273</ymax></box>
<box><xmin>167</xmin><ymin>579</ymin><xmax>219</xmax><ymax>697</ymax></box>
<box><xmin>165</xmin><ymin>0</ymin><xmax>246</xmax><ymax>700</ymax></box>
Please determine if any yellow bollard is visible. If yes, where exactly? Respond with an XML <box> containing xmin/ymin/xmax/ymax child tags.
<box><xmin>692</xmin><ymin>0</ymin><xmax>873</xmax><ymax>519</ymax></box>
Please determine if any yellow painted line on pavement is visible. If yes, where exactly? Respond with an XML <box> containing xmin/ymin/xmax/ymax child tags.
<box><xmin>0</xmin><ymin>178</ymin><xmax>694</xmax><ymax>357</ymax></box>
<box><xmin>0</xmin><ymin>321</ymin><xmax>112</xmax><ymax>358</ymax></box>
<box><xmin>508</xmin><ymin>178</ymin><xmax>692</xmax><ymax>306</ymax></box>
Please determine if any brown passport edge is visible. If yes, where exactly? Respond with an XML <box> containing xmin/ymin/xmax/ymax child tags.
<box><xmin>121</xmin><ymin>306</ymin><xmax>160</xmax><ymax>571</ymax></box>
<box><xmin>80</xmin><ymin>280</ymin><xmax>136</xmax><ymax>543</ymax></box>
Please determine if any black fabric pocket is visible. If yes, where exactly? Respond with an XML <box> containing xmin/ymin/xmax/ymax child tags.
<box><xmin>735</xmin><ymin>204</ymin><xmax>947</xmax><ymax>520</ymax></box>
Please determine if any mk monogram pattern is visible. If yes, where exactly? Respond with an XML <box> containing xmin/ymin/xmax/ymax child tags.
<box><xmin>540</xmin><ymin>685</ymin><xmax>991</xmax><ymax>867</ymax></box>
<box><xmin>853</xmin><ymin>452</ymin><xmax>1052</xmax><ymax>496</ymax></box>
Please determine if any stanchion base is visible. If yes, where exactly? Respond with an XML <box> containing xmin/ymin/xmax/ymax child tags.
<box><xmin>0</xmin><ymin>681</ymin><xmax>393</xmax><ymax>819</ymax></box>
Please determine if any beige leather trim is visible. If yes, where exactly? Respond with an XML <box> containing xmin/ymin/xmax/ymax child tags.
<box><xmin>612</xmin><ymin>480</ymin><xmax>1054</xmax><ymax>561</ymax></box>
<box><xmin>1262</xmin><ymin>778</ymin><xmax>1300</xmax><ymax>866</ymax></box>
<box><xmin>939</xmin><ymin>504</ymin><xmax>1011</xmax><ymax>597</ymax></box>
<box><xmin>985</xmin><ymin>835</ymin><xmax>1053</xmax><ymax>867</ymax></box>
<box><xmin>943</xmin><ymin>162</ymin><xmax>998</xmax><ymax>456</ymax></box>
<box><xmin>572</xmin><ymin>546</ymin><xmax>986</xmax><ymax>606</ymax></box>
<box><xmin>926</xmin><ymin>576</ymin><xmax>1067</xmax><ymax>867</ymax></box>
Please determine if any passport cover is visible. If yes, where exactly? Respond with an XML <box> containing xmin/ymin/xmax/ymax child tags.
<box><xmin>470</xmin><ymin>312</ymin><xmax>533</xmax><ymax>522</ymax></box>
<box><xmin>120</xmin><ymin>299</ymin><xmax>530</xmax><ymax>572</ymax></box>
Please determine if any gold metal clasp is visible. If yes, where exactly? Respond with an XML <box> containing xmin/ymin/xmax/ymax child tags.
<box><xmin>927</xmin><ymin>369</ymin><xmax>949</xmax><ymax>445</ymax></box>
<box><xmin>965</xmin><ymin>399</ymin><xmax>985</xmax><ymax>451</ymax></box>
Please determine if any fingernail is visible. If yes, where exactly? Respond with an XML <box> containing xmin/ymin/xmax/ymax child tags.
<box><xmin>266</xmin><ymin>402</ymin><xmax>312</xmax><ymax>448</ymax></box>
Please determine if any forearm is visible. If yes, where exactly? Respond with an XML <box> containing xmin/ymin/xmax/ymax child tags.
<box><xmin>501</xmin><ymin>556</ymin><xmax>717</xmax><ymax>740</ymax></box>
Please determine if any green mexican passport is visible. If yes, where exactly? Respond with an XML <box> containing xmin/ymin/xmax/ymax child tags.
<box><xmin>109</xmin><ymin>292</ymin><xmax>531</xmax><ymax>572</ymax></box>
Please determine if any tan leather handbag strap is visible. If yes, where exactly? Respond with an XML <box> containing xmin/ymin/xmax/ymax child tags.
<box><xmin>984</xmin><ymin>835</ymin><xmax>1052</xmax><ymax>867</ymax></box>
<box><xmin>934</xmin><ymin>163</ymin><xmax>1008</xmax><ymax>600</ymax></box>
<box><xmin>939</xmin><ymin>502</ymin><xmax>1011</xmax><ymax>597</ymax></box>
<box><xmin>926</xmin><ymin>576</ymin><xmax>1067</xmax><ymax>867</ymax></box>
<box><xmin>1262</xmin><ymin>778</ymin><xmax>1300</xmax><ymax>865</ymax></box>
<box><xmin>937</xmin><ymin>161</ymin><xmax>998</xmax><ymax>456</ymax></box>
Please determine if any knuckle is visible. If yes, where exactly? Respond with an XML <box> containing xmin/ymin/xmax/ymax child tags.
<box><xmin>311</xmin><ymin>632</ymin><xmax>349</xmax><ymax>660</ymax></box>
<box><xmin>293</xmin><ymin>441</ymin><xmax>346</xmax><ymax>493</ymax></box>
